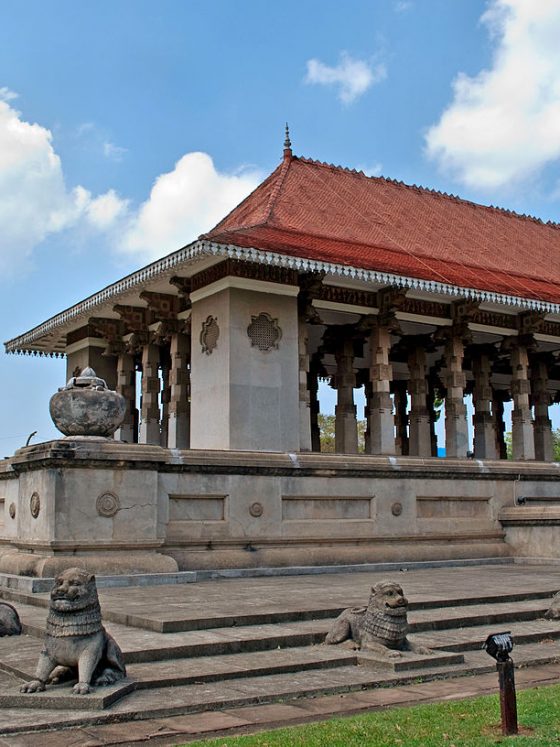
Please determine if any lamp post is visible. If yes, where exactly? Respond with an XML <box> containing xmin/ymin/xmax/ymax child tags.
<box><xmin>483</xmin><ymin>632</ymin><xmax>518</xmax><ymax>736</ymax></box>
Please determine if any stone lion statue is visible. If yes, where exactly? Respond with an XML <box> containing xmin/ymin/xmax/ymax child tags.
<box><xmin>20</xmin><ymin>568</ymin><xmax>126</xmax><ymax>695</ymax></box>
<box><xmin>544</xmin><ymin>591</ymin><xmax>560</xmax><ymax>619</ymax></box>
<box><xmin>325</xmin><ymin>580</ymin><xmax>431</xmax><ymax>658</ymax></box>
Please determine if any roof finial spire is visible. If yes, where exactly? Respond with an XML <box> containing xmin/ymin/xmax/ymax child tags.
<box><xmin>283</xmin><ymin>122</ymin><xmax>292</xmax><ymax>161</ymax></box>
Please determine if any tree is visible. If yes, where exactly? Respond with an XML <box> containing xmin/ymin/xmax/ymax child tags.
<box><xmin>318</xmin><ymin>414</ymin><xmax>366</xmax><ymax>452</ymax></box>
<box><xmin>505</xmin><ymin>429</ymin><xmax>560</xmax><ymax>460</ymax></box>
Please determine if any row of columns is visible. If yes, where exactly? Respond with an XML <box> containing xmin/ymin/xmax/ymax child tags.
<box><xmin>299</xmin><ymin>321</ymin><xmax>556</xmax><ymax>461</ymax></box>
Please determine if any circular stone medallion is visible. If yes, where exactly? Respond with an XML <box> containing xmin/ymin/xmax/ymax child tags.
<box><xmin>391</xmin><ymin>502</ymin><xmax>403</xmax><ymax>517</ymax></box>
<box><xmin>30</xmin><ymin>492</ymin><xmax>40</xmax><ymax>519</ymax></box>
<box><xmin>249</xmin><ymin>502</ymin><xmax>264</xmax><ymax>518</ymax></box>
<box><xmin>8</xmin><ymin>503</ymin><xmax>16</xmax><ymax>520</ymax></box>
<box><xmin>96</xmin><ymin>492</ymin><xmax>120</xmax><ymax>518</ymax></box>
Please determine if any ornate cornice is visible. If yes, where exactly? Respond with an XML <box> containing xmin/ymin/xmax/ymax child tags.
<box><xmin>5</xmin><ymin>238</ymin><xmax>560</xmax><ymax>355</ymax></box>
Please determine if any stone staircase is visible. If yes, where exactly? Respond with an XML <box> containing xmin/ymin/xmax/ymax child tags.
<box><xmin>0</xmin><ymin>565</ymin><xmax>559</xmax><ymax>735</ymax></box>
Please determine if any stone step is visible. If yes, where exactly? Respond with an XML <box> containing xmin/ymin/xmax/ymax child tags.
<box><xmin>9</xmin><ymin>597</ymin><xmax>554</xmax><ymax>665</ymax></box>
<box><xmin>1</xmin><ymin>585</ymin><xmax>556</xmax><ymax>633</ymax></box>
<box><xmin>411</xmin><ymin>616</ymin><xmax>560</xmax><ymax>652</ymax></box>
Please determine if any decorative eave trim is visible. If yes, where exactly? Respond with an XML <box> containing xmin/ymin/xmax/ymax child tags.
<box><xmin>5</xmin><ymin>239</ymin><xmax>560</xmax><ymax>354</ymax></box>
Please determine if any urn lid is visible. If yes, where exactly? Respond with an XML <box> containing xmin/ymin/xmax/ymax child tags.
<box><xmin>60</xmin><ymin>367</ymin><xmax>108</xmax><ymax>392</ymax></box>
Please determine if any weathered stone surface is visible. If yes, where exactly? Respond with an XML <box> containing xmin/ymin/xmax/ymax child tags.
<box><xmin>0</xmin><ymin>604</ymin><xmax>21</xmax><ymax>637</ymax></box>
<box><xmin>20</xmin><ymin>569</ymin><xmax>127</xmax><ymax>697</ymax></box>
<box><xmin>49</xmin><ymin>367</ymin><xmax>126</xmax><ymax>438</ymax></box>
<box><xmin>325</xmin><ymin>581</ymin><xmax>432</xmax><ymax>658</ymax></box>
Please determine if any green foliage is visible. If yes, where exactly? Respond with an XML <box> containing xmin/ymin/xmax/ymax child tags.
<box><xmin>185</xmin><ymin>684</ymin><xmax>560</xmax><ymax>746</ymax></box>
<box><xmin>505</xmin><ymin>428</ymin><xmax>560</xmax><ymax>460</ymax></box>
<box><xmin>318</xmin><ymin>414</ymin><xmax>366</xmax><ymax>452</ymax></box>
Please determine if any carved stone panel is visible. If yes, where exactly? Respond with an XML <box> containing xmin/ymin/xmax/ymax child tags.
<box><xmin>200</xmin><ymin>316</ymin><xmax>219</xmax><ymax>355</ymax></box>
<box><xmin>247</xmin><ymin>312</ymin><xmax>282</xmax><ymax>352</ymax></box>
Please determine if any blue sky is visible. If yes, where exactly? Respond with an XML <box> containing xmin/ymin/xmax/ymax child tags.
<box><xmin>1</xmin><ymin>0</ymin><xmax>560</xmax><ymax>454</ymax></box>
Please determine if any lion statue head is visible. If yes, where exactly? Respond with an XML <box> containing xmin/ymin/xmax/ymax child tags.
<box><xmin>47</xmin><ymin>567</ymin><xmax>102</xmax><ymax>637</ymax></box>
<box><xmin>363</xmin><ymin>580</ymin><xmax>409</xmax><ymax>644</ymax></box>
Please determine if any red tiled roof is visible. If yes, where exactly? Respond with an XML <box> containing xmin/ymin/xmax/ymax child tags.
<box><xmin>204</xmin><ymin>155</ymin><xmax>560</xmax><ymax>304</ymax></box>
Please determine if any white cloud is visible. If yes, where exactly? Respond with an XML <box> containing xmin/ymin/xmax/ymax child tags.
<box><xmin>360</xmin><ymin>162</ymin><xmax>383</xmax><ymax>177</ymax></box>
<box><xmin>103</xmin><ymin>141</ymin><xmax>127</xmax><ymax>161</ymax></box>
<box><xmin>0</xmin><ymin>96</ymin><xmax>128</xmax><ymax>274</ymax></box>
<box><xmin>0</xmin><ymin>91</ymin><xmax>260</xmax><ymax>273</ymax></box>
<box><xmin>0</xmin><ymin>87</ymin><xmax>18</xmax><ymax>102</ymax></box>
<box><xmin>426</xmin><ymin>0</ymin><xmax>560</xmax><ymax>189</ymax></box>
<box><xmin>120</xmin><ymin>152</ymin><xmax>262</xmax><ymax>263</ymax></box>
<box><xmin>394</xmin><ymin>1</ymin><xmax>412</xmax><ymax>12</ymax></box>
<box><xmin>304</xmin><ymin>52</ymin><xmax>386</xmax><ymax>104</ymax></box>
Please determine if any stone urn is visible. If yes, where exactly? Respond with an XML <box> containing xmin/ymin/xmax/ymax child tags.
<box><xmin>49</xmin><ymin>367</ymin><xmax>126</xmax><ymax>438</ymax></box>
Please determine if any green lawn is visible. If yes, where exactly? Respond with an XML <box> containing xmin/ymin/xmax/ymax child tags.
<box><xmin>184</xmin><ymin>684</ymin><xmax>560</xmax><ymax>746</ymax></box>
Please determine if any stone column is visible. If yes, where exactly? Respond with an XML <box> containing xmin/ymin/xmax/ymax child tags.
<box><xmin>408</xmin><ymin>346</ymin><xmax>431</xmax><ymax>457</ymax></box>
<box><xmin>159</xmin><ymin>346</ymin><xmax>171</xmax><ymax>448</ymax></box>
<box><xmin>393</xmin><ymin>380</ymin><xmax>409</xmax><ymax>456</ymax></box>
<box><xmin>532</xmin><ymin>358</ymin><xmax>553</xmax><ymax>462</ymax></box>
<box><xmin>472</xmin><ymin>352</ymin><xmax>497</xmax><ymax>459</ymax></box>
<box><xmin>510</xmin><ymin>342</ymin><xmax>535</xmax><ymax>460</ymax></box>
<box><xmin>366</xmin><ymin>324</ymin><xmax>395</xmax><ymax>454</ymax></box>
<box><xmin>309</xmin><ymin>358</ymin><xmax>321</xmax><ymax>452</ymax></box>
<box><xmin>427</xmin><ymin>380</ymin><xmax>438</xmax><ymax>457</ymax></box>
<box><xmin>168</xmin><ymin>330</ymin><xmax>190</xmax><ymax>449</ymax></box>
<box><xmin>139</xmin><ymin>343</ymin><xmax>161</xmax><ymax>445</ymax></box>
<box><xmin>444</xmin><ymin>334</ymin><xmax>469</xmax><ymax>458</ymax></box>
<box><xmin>493</xmin><ymin>391</ymin><xmax>508</xmax><ymax>460</ymax></box>
<box><xmin>298</xmin><ymin>316</ymin><xmax>312</xmax><ymax>451</ymax></box>
<box><xmin>334</xmin><ymin>337</ymin><xmax>358</xmax><ymax>454</ymax></box>
<box><xmin>114</xmin><ymin>351</ymin><xmax>137</xmax><ymax>443</ymax></box>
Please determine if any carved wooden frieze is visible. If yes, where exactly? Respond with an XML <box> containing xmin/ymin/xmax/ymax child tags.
<box><xmin>191</xmin><ymin>260</ymin><xmax>299</xmax><ymax>292</ymax></box>
<box><xmin>114</xmin><ymin>305</ymin><xmax>150</xmax><ymax>332</ymax></box>
<box><xmin>318</xmin><ymin>285</ymin><xmax>377</xmax><ymax>308</ymax></box>
<box><xmin>140</xmin><ymin>291</ymin><xmax>183</xmax><ymax>319</ymax></box>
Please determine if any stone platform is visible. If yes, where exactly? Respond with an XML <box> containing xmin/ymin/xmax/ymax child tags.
<box><xmin>0</xmin><ymin>562</ymin><xmax>559</xmax><ymax>741</ymax></box>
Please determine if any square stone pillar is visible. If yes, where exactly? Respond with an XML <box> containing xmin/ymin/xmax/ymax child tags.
<box><xmin>408</xmin><ymin>346</ymin><xmax>431</xmax><ymax>457</ymax></box>
<box><xmin>444</xmin><ymin>335</ymin><xmax>469</xmax><ymax>458</ymax></box>
<box><xmin>298</xmin><ymin>316</ymin><xmax>312</xmax><ymax>451</ymax></box>
<box><xmin>493</xmin><ymin>391</ymin><xmax>508</xmax><ymax>460</ymax></box>
<box><xmin>309</xmin><ymin>359</ymin><xmax>321</xmax><ymax>452</ymax></box>
<box><xmin>334</xmin><ymin>337</ymin><xmax>358</xmax><ymax>454</ymax></box>
<box><xmin>511</xmin><ymin>343</ymin><xmax>535</xmax><ymax>460</ymax></box>
<box><xmin>366</xmin><ymin>324</ymin><xmax>395</xmax><ymax>455</ymax></box>
<box><xmin>139</xmin><ymin>343</ymin><xmax>161</xmax><ymax>445</ymax></box>
<box><xmin>472</xmin><ymin>352</ymin><xmax>497</xmax><ymax>460</ymax></box>
<box><xmin>190</xmin><ymin>282</ymin><xmax>300</xmax><ymax>451</ymax></box>
<box><xmin>532</xmin><ymin>358</ymin><xmax>553</xmax><ymax>462</ymax></box>
<box><xmin>114</xmin><ymin>351</ymin><xmax>137</xmax><ymax>443</ymax></box>
<box><xmin>167</xmin><ymin>330</ymin><xmax>191</xmax><ymax>450</ymax></box>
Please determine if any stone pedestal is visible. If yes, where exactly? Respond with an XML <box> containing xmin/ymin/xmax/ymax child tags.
<box><xmin>0</xmin><ymin>439</ymin><xmax>177</xmax><ymax>577</ymax></box>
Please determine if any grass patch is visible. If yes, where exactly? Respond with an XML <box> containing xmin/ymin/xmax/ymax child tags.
<box><xmin>183</xmin><ymin>684</ymin><xmax>560</xmax><ymax>746</ymax></box>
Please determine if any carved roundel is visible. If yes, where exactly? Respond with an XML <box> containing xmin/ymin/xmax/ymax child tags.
<box><xmin>200</xmin><ymin>316</ymin><xmax>219</xmax><ymax>355</ymax></box>
<box><xmin>30</xmin><ymin>492</ymin><xmax>40</xmax><ymax>519</ymax></box>
<box><xmin>8</xmin><ymin>503</ymin><xmax>16</xmax><ymax>520</ymax></box>
<box><xmin>96</xmin><ymin>492</ymin><xmax>120</xmax><ymax>518</ymax></box>
<box><xmin>249</xmin><ymin>502</ymin><xmax>264</xmax><ymax>518</ymax></box>
<box><xmin>247</xmin><ymin>312</ymin><xmax>282</xmax><ymax>352</ymax></box>
<box><xmin>391</xmin><ymin>502</ymin><xmax>403</xmax><ymax>517</ymax></box>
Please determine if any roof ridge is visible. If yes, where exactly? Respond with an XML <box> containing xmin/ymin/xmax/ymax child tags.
<box><xmin>260</xmin><ymin>153</ymin><xmax>293</xmax><ymax>224</ymax></box>
<box><xmin>295</xmin><ymin>156</ymin><xmax>560</xmax><ymax>228</ymax></box>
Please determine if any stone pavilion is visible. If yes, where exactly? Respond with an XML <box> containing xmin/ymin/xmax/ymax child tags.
<box><xmin>2</xmin><ymin>134</ymin><xmax>560</xmax><ymax>576</ymax></box>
